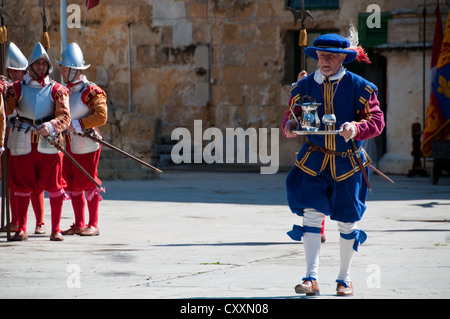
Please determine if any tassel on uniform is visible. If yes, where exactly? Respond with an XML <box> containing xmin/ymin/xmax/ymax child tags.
<box><xmin>0</xmin><ymin>26</ymin><xmax>7</xmax><ymax>44</ymax></box>
<box><xmin>41</xmin><ymin>31</ymin><xmax>50</xmax><ymax>49</ymax></box>
<box><xmin>299</xmin><ymin>29</ymin><xmax>307</xmax><ymax>47</ymax></box>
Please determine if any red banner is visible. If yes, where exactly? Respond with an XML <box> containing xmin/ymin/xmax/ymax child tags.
<box><xmin>86</xmin><ymin>0</ymin><xmax>99</xmax><ymax>10</ymax></box>
<box><xmin>422</xmin><ymin>9</ymin><xmax>450</xmax><ymax>157</ymax></box>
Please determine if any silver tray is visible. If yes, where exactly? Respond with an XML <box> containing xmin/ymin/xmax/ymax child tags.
<box><xmin>293</xmin><ymin>129</ymin><xmax>343</xmax><ymax>135</ymax></box>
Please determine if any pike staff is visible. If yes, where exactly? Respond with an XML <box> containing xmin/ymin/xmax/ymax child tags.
<box><xmin>78</xmin><ymin>129</ymin><xmax>163</xmax><ymax>174</ymax></box>
<box><xmin>288</xmin><ymin>0</ymin><xmax>315</xmax><ymax>71</ymax></box>
<box><xmin>0</xmin><ymin>0</ymin><xmax>10</xmax><ymax>240</ymax></box>
<box><xmin>41</xmin><ymin>0</ymin><xmax>50</xmax><ymax>50</ymax></box>
<box><xmin>44</xmin><ymin>133</ymin><xmax>105</xmax><ymax>192</ymax></box>
<box><xmin>30</xmin><ymin>123</ymin><xmax>104</xmax><ymax>192</ymax></box>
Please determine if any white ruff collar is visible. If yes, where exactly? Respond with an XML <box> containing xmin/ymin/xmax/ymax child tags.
<box><xmin>23</xmin><ymin>73</ymin><xmax>50</xmax><ymax>87</ymax></box>
<box><xmin>314</xmin><ymin>66</ymin><xmax>346</xmax><ymax>84</ymax></box>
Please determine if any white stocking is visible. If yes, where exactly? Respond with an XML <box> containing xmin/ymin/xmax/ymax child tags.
<box><xmin>303</xmin><ymin>209</ymin><xmax>324</xmax><ymax>280</ymax></box>
<box><xmin>337</xmin><ymin>222</ymin><xmax>357</xmax><ymax>282</ymax></box>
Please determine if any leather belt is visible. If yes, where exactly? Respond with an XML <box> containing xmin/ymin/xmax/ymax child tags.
<box><xmin>307</xmin><ymin>140</ymin><xmax>359</xmax><ymax>158</ymax></box>
<box><xmin>18</xmin><ymin>116</ymin><xmax>54</xmax><ymax>126</ymax></box>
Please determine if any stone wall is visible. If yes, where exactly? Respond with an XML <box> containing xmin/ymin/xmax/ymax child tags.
<box><xmin>3</xmin><ymin>0</ymin><xmax>446</xmax><ymax>177</ymax></box>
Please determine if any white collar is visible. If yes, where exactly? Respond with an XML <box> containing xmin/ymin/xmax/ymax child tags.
<box><xmin>66</xmin><ymin>75</ymin><xmax>88</xmax><ymax>91</ymax></box>
<box><xmin>313</xmin><ymin>66</ymin><xmax>346</xmax><ymax>84</ymax></box>
<box><xmin>23</xmin><ymin>73</ymin><xmax>50</xmax><ymax>87</ymax></box>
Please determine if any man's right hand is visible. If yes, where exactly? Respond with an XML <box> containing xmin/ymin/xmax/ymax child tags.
<box><xmin>284</xmin><ymin>119</ymin><xmax>300</xmax><ymax>138</ymax></box>
<box><xmin>297</xmin><ymin>70</ymin><xmax>308</xmax><ymax>81</ymax></box>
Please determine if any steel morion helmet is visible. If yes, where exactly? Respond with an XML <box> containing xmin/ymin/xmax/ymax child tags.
<box><xmin>6</xmin><ymin>42</ymin><xmax>28</xmax><ymax>71</ymax></box>
<box><xmin>55</xmin><ymin>42</ymin><xmax>90</xmax><ymax>70</ymax></box>
<box><xmin>55</xmin><ymin>42</ymin><xmax>90</xmax><ymax>83</ymax></box>
<box><xmin>28</xmin><ymin>42</ymin><xmax>54</xmax><ymax>74</ymax></box>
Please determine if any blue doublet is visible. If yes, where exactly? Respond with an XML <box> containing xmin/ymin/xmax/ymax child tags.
<box><xmin>286</xmin><ymin>69</ymin><xmax>377</xmax><ymax>223</ymax></box>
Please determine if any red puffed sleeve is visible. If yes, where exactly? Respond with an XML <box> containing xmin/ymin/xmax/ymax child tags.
<box><xmin>4</xmin><ymin>81</ymin><xmax>22</xmax><ymax>117</ymax></box>
<box><xmin>352</xmin><ymin>92</ymin><xmax>385</xmax><ymax>141</ymax></box>
<box><xmin>282</xmin><ymin>95</ymin><xmax>302</xmax><ymax>139</ymax></box>
<box><xmin>50</xmin><ymin>82</ymin><xmax>71</xmax><ymax>134</ymax></box>
<box><xmin>78</xmin><ymin>85</ymin><xmax>108</xmax><ymax>130</ymax></box>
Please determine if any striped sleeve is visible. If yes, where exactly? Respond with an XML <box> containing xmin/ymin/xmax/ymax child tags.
<box><xmin>352</xmin><ymin>91</ymin><xmax>385</xmax><ymax>140</ymax></box>
<box><xmin>79</xmin><ymin>85</ymin><xmax>108</xmax><ymax>130</ymax></box>
<box><xmin>50</xmin><ymin>82</ymin><xmax>71</xmax><ymax>133</ymax></box>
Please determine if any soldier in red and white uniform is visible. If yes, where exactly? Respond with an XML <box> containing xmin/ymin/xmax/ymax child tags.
<box><xmin>4</xmin><ymin>42</ymin><xmax>71</xmax><ymax>241</ymax></box>
<box><xmin>0</xmin><ymin>42</ymin><xmax>46</xmax><ymax>235</ymax></box>
<box><xmin>57</xmin><ymin>43</ymin><xmax>107</xmax><ymax>237</ymax></box>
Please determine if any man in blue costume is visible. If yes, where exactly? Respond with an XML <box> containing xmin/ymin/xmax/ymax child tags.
<box><xmin>282</xmin><ymin>33</ymin><xmax>385</xmax><ymax>296</ymax></box>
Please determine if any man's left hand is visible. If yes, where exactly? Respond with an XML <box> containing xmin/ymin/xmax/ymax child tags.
<box><xmin>339</xmin><ymin>122</ymin><xmax>355</xmax><ymax>142</ymax></box>
<box><xmin>37</xmin><ymin>123</ymin><xmax>51</xmax><ymax>137</ymax></box>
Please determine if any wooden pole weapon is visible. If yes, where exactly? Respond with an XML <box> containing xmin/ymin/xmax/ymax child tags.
<box><xmin>287</xmin><ymin>0</ymin><xmax>315</xmax><ymax>72</ymax></box>
<box><xmin>78</xmin><ymin>130</ymin><xmax>163</xmax><ymax>174</ymax></box>
<box><xmin>45</xmin><ymin>134</ymin><xmax>105</xmax><ymax>191</ymax></box>
<box><xmin>0</xmin><ymin>0</ymin><xmax>11</xmax><ymax>240</ymax></box>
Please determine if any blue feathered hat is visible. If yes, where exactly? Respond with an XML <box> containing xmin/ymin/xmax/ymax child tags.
<box><xmin>304</xmin><ymin>34</ymin><xmax>357</xmax><ymax>64</ymax></box>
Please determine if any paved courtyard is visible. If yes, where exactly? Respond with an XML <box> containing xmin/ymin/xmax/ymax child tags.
<box><xmin>1</xmin><ymin>169</ymin><xmax>449</xmax><ymax>301</ymax></box>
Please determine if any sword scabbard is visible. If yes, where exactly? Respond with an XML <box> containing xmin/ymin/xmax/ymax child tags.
<box><xmin>369</xmin><ymin>164</ymin><xmax>395</xmax><ymax>184</ymax></box>
<box><xmin>351</xmin><ymin>140</ymin><xmax>371</xmax><ymax>193</ymax></box>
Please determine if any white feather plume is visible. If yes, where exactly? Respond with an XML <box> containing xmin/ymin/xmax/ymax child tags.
<box><xmin>346</xmin><ymin>24</ymin><xmax>359</xmax><ymax>49</ymax></box>
<box><xmin>345</xmin><ymin>24</ymin><xmax>371</xmax><ymax>64</ymax></box>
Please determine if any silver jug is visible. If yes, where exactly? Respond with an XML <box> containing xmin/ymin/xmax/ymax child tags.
<box><xmin>300</xmin><ymin>102</ymin><xmax>321</xmax><ymax>131</ymax></box>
